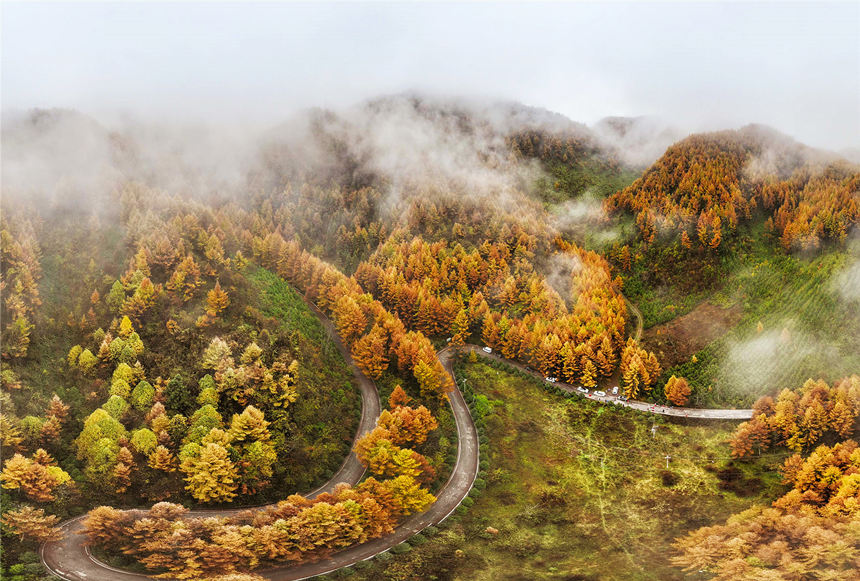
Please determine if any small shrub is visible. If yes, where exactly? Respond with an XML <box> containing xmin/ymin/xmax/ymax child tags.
<box><xmin>661</xmin><ymin>471</ymin><xmax>679</xmax><ymax>486</ymax></box>
<box><xmin>391</xmin><ymin>543</ymin><xmax>411</xmax><ymax>555</ymax></box>
<box><xmin>410</xmin><ymin>533</ymin><xmax>427</xmax><ymax>546</ymax></box>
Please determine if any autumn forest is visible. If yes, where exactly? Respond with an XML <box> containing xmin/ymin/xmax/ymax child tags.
<box><xmin>1</xmin><ymin>94</ymin><xmax>859</xmax><ymax>581</ymax></box>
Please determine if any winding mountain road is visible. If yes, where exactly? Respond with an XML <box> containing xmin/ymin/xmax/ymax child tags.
<box><xmin>40</xmin><ymin>308</ymin><xmax>479</xmax><ymax>581</ymax></box>
<box><xmin>465</xmin><ymin>344</ymin><xmax>753</xmax><ymax>420</ymax></box>
<box><xmin>40</xmin><ymin>293</ymin><xmax>749</xmax><ymax>580</ymax></box>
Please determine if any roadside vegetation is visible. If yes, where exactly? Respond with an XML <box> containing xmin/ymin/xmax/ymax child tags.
<box><xmin>3</xmin><ymin>97</ymin><xmax>858</xmax><ymax>579</ymax></box>
<box><xmin>347</xmin><ymin>359</ymin><xmax>784</xmax><ymax>581</ymax></box>
<box><xmin>622</xmin><ymin>224</ymin><xmax>859</xmax><ymax>408</ymax></box>
<box><xmin>604</xmin><ymin>128</ymin><xmax>859</xmax><ymax>408</ymax></box>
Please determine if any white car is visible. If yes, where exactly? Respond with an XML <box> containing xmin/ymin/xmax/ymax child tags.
<box><xmin>545</xmin><ymin>377</ymin><xmax>557</xmax><ymax>383</ymax></box>
<box><xmin>611</xmin><ymin>386</ymin><xmax>619</xmax><ymax>395</ymax></box>
<box><xmin>482</xmin><ymin>347</ymin><xmax>492</xmax><ymax>353</ymax></box>
<box><xmin>577</xmin><ymin>386</ymin><xmax>589</xmax><ymax>394</ymax></box>
<box><xmin>594</xmin><ymin>390</ymin><xmax>606</xmax><ymax>397</ymax></box>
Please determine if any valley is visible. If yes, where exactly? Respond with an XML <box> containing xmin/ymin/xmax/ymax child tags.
<box><xmin>1</xmin><ymin>95</ymin><xmax>858</xmax><ymax>581</ymax></box>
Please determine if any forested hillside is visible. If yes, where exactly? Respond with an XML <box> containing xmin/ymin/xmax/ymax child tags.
<box><xmin>2</xmin><ymin>95</ymin><xmax>858</xmax><ymax>580</ymax></box>
<box><xmin>602</xmin><ymin>126</ymin><xmax>860</xmax><ymax>406</ymax></box>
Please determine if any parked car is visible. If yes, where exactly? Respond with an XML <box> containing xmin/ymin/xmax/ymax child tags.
<box><xmin>545</xmin><ymin>377</ymin><xmax>557</xmax><ymax>383</ymax></box>
<box><xmin>577</xmin><ymin>386</ymin><xmax>589</xmax><ymax>394</ymax></box>
<box><xmin>482</xmin><ymin>347</ymin><xmax>492</xmax><ymax>353</ymax></box>
<box><xmin>619</xmin><ymin>395</ymin><xmax>630</xmax><ymax>401</ymax></box>
<box><xmin>611</xmin><ymin>386</ymin><xmax>619</xmax><ymax>395</ymax></box>
<box><xmin>594</xmin><ymin>390</ymin><xmax>606</xmax><ymax>397</ymax></box>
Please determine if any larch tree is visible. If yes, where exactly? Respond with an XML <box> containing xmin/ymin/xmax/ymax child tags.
<box><xmin>202</xmin><ymin>337</ymin><xmax>233</xmax><ymax>371</ymax></box>
<box><xmin>332</xmin><ymin>295</ymin><xmax>367</xmax><ymax>346</ymax></box>
<box><xmin>118</xmin><ymin>315</ymin><xmax>134</xmax><ymax>338</ymax></box>
<box><xmin>580</xmin><ymin>358</ymin><xmax>598</xmax><ymax>389</ymax></box>
<box><xmin>412</xmin><ymin>357</ymin><xmax>451</xmax><ymax>400</ymax></box>
<box><xmin>351</xmin><ymin>325</ymin><xmax>389</xmax><ymax>379</ymax></box>
<box><xmin>148</xmin><ymin>445</ymin><xmax>177</xmax><ymax>472</ymax></box>
<box><xmin>78</xmin><ymin>348</ymin><xmax>97</xmax><ymax>373</ymax></box>
<box><xmin>0</xmin><ymin>506</ymin><xmax>63</xmax><ymax>542</ymax></box>
<box><xmin>374</xmin><ymin>475</ymin><xmax>435</xmax><ymax>516</ymax></box>
<box><xmin>621</xmin><ymin>356</ymin><xmax>648</xmax><ymax>399</ymax></box>
<box><xmin>81</xmin><ymin>505</ymin><xmax>132</xmax><ymax>549</ymax></box>
<box><xmin>450</xmin><ymin>309</ymin><xmax>470</xmax><ymax>345</ymax></box>
<box><xmin>664</xmin><ymin>375</ymin><xmax>691</xmax><ymax>406</ymax></box>
<box><xmin>45</xmin><ymin>394</ymin><xmax>70</xmax><ymax>423</ymax></box>
<box><xmin>1</xmin><ymin>451</ymin><xmax>72</xmax><ymax>502</ymax></box>
<box><xmin>378</xmin><ymin>405</ymin><xmax>438</xmax><ymax>446</ymax></box>
<box><xmin>388</xmin><ymin>385</ymin><xmax>411</xmax><ymax>408</ymax></box>
<box><xmin>227</xmin><ymin>407</ymin><xmax>277</xmax><ymax>493</ymax></box>
<box><xmin>206</xmin><ymin>280</ymin><xmax>230</xmax><ymax>318</ymax></box>
<box><xmin>181</xmin><ymin>442</ymin><xmax>239</xmax><ymax>503</ymax></box>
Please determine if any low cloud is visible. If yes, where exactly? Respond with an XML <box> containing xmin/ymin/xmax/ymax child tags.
<box><xmin>592</xmin><ymin>116</ymin><xmax>682</xmax><ymax>168</ymax></box>
<box><xmin>717</xmin><ymin>323</ymin><xmax>855</xmax><ymax>404</ymax></box>
<box><xmin>543</xmin><ymin>252</ymin><xmax>583</xmax><ymax>304</ymax></box>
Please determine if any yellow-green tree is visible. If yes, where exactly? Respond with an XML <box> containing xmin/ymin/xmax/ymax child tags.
<box><xmin>181</xmin><ymin>442</ymin><xmax>238</xmax><ymax>503</ymax></box>
<box><xmin>206</xmin><ymin>281</ymin><xmax>230</xmax><ymax>318</ymax></box>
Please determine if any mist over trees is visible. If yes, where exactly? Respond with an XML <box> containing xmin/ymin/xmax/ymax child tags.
<box><xmin>2</xmin><ymin>92</ymin><xmax>859</xmax><ymax>579</ymax></box>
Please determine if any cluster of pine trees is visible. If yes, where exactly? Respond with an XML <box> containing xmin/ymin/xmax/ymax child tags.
<box><xmin>78</xmin><ymin>381</ymin><xmax>443</xmax><ymax>578</ymax></box>
<box><xmin>605</xmin><ymin>129</ymin><xmax>860</xmax><ymax>252</ymax></box>
<box><xmin>673</xmin><ymin>375</ymin><xmax>860</xmax><ymax>579</ymax></box>
<box><xmin>0</xmin><ymin>219</ymin><xmax>42</xmax><ymax>359</ymax></box>
<box><xmin>81</xmin><ymin>476</ymin><xmax>433</xmax><ymax>579</ymax></box>
<box><xmin>355</xmin><ymin>386</ymin><xmax>439</xmax><ymax>484</ymax></box>
<box><xmin>251</xmin><ymin>232</ymin><xmax>455</xmax><ymax>400</ymax></box>
<box><xmin>352</xmin><ymin>232</ymin><xmax>655</xmax><ymax>395</ymax></box>
<box><xmin>730</xmin><ymin>376</ymin><xmax>860</xmax><ymax>457</ymax></box>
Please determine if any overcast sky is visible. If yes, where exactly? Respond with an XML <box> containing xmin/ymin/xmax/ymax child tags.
<box><xmin>2</xmin><ymin>1</ymin><xmax>858</xmax><ymax>150</ymax></box>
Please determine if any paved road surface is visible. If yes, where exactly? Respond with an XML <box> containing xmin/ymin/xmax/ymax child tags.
<box><xmin>41</xmin><ymin>303</ymin><xmax>383</xmax><ymax>580</ymax></box>
<box><xmin>41</xmin><ymin>293</ymin><xmax>747</xmax><ymax>580</ymax></box>
<box><xmin>466</xmin><ymin>344</ymin><xmax>752</xmax><ymax>420</ymax></box>
<box><xmin>40</xmin><ymin>309</ymin><xmax>479</xmax><ymax>581</ymax></box>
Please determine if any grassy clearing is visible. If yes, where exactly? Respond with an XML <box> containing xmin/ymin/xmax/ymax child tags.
<box><xmin>346</xmin><ymin>359</ymin><xmax>785</xmax><ymax>581</ymax></box>
<box><xmin>619</xmin><ymin>220</ymin><xmax>859</xmax><ymax>407</ymax></box>
<box><xmin>536</xmin><ymin>160</ymin><xmax>639</xmax><ymax>207</ymax></box>
<box><xmin>247</xmin><ymin>267</ymin><xmax>362</xmax><ymax>495</ymax></box>
<box><xmin>660</xmin><ymin>245</ymin><xmax>859</xmax><ymax>408</ymax></box>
